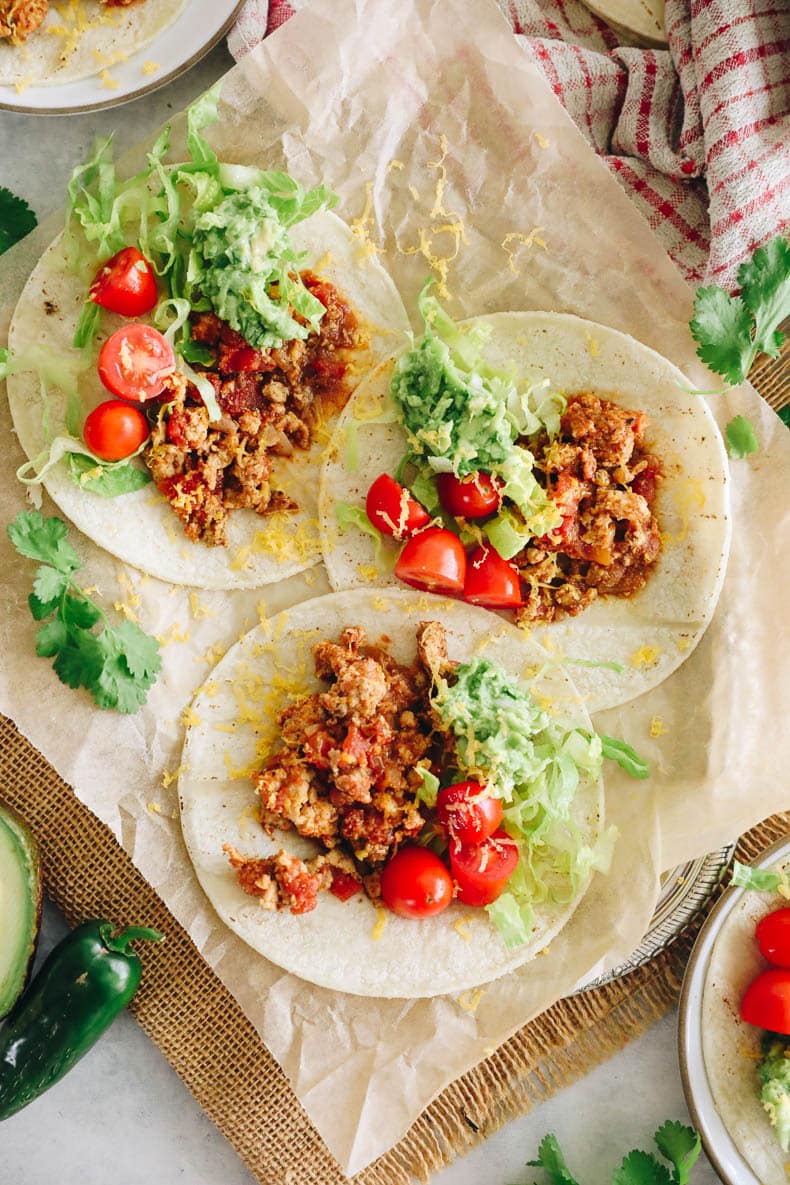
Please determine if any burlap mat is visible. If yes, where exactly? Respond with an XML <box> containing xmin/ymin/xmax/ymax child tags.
<box><xmin>1</xmin><ymin>345</ymin><xmax>788</xmax><ymax>1184</ymax></box>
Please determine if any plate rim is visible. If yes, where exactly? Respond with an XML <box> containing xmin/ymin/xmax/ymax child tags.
<box><xmin>0</xmin><ymin>0</ymin><xmax>246</xmax><ymax>116</ymax></box>
<box><xmin>678</xmin><ymin>832</ymin><xmax>790</xmax><ymax>1185</ymax></box>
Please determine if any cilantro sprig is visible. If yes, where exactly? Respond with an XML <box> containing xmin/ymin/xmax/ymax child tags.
<box><xmin>689</xmin><ymin>235</ymin><xmax>790</xmax><ymax>460</ymax></box>
<box><xmin>526</xmin><ymin>1121</ymin><xmax>701</xmax><ymax>1185</ymax></box>
<box><xmin>8</xmin><ymin>511</ymin><xmax>161</xmax><ymax>713</ymax></box>
<box><xmin>0</xmin><ymin>186</ymin><xmax>37</xmax><ymax>255</ymax></box>
<box><xmin>691</xmin><ymin>237</ymin><xmax>790</xmax><ymax>387</ymax></box>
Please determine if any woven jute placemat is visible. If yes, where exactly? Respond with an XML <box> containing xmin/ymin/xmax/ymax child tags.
<box><xmin>1</xmin><ymin>348</ymin><xmax>788</xmax><ymax>1185</ymax></box>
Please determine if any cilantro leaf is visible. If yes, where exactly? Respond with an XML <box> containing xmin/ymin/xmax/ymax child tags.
<box><xmin>654</xmin><ymin>1121</ymin><xmax>701</xmax><ymax>1185</ymax></box>
<box><xmin>28</xmin><ymin>592</ymin><xmax>59</xmax><ymax>621</ymax></box>
<box><xmin>7</xmin><ymin>512</ymin><xmax>80</xmax><ymax>573</ymax></box>
<box><xmin>35</xmin><ymin>619</ymin><xmax>69</xmax><ymax>658</ymax></box>
<box><xmin>66</xmin><ymin>452</ymin><xmax>152</xmax><ymax>498</ymax></box>
<box><xmin>106</xmin><ymin>620</ymin><xmax>162</xmax><ymax>682</ymax></box>
<box><xmin>738</xmin><ymin>237</ymin><xmax>790</xmax><ymax>358</ymax></box>
<box><xmin>0</xmin><ymin>186</ymin><xmax>37</xmax><ymax>255</ymax></box>
<box><xmin>32</xmin><ymin>565</ymin><xmax>70</xmax><ymax>604</ymax></box>
<box><xmin>724</xmin><ymin>415</ymin><xmax>759</xmax><ymax>459</ymax></box>
<box><xmin>690</xmin><ymin>287</ymin><xmax>754</xmax><ymax>384</ymax></box>
<box><xmin>8</xmin><ymin>509</ymin><xmax>161</xmax><ymax>713</ymax></box>
<box><xmin>612</xmin><ymin>1150</ymin><xmax>672</xmax><ymax>1185</ymax></box>
<box><xmin>526</xmin><ymin>1133</ymin><xmax>581</xmax><ymax>1185</ymax></box>
<box><xmin>779</xmin><ymin>405</ymin><xmax>790</xmax><ymax>429</ymax></box>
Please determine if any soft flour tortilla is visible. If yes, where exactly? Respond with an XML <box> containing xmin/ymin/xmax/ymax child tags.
<box><xmin>0</xmin><ymin>0</ymin><xmax>185</xmax><ymax>88</ymax></box>
<box><xmin>318</xmin><ymin>312</ymin><xmax>731</xmax><ymax>714</ymax></box>
<box><xmin>178</xmin><ymin>588</ymin><xmax>604</xmax><ymax>998</ymax></box>
<box><xmin>702</xmin><ymin>863</ymin><xmax>790</xmax><ymax>1185</ymax></box>
<box><xmin>8</xmin><ymin>210</ymin><xmax>410</xmax><ymax>588</ymax></box>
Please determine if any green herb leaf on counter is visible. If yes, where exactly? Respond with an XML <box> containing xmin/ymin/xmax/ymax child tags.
<box><xmin>690</xmin><ymin>236</ymin><xmax>790</xmax><ymax>386</ymax></box>
<box><xmin>724</xmin><ymin>415</ymin><xmax>759</xmax><ymax>459</ymax></box>
<box><xmin>0</xmin><ymin>186</ymin><xmax>37</xmax><ymax>255</ymax></box>
<box><xmin>526</xmin><ymin>1122</ymin><xmax>701</xmax><ymax>1185</ymax></box>
<box><xmin>7</xmin><ymin>510</ymin><xmax>161</xmax><ymax>713</ymax></box>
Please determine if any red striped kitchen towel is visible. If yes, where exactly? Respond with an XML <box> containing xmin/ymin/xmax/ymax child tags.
<box><xmin>228</xmin><ymin>0</ymin><xmax>790</xmax><ymax>290</ymax></box>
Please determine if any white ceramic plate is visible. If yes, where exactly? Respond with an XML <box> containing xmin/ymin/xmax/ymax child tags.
<box><xmin>0</xmin><ymin>0</ymin><xmax>244</xmax><ymax>115</ymax></box>
<box><xmin>678</xmin><ymin>835</ymin><xmax>790</xmax><ymax>1185</ymax></box>
<box><xmin>581</xmin><ymin>0</ymin><xmax>666</xmax><ymax>46</ymax></box>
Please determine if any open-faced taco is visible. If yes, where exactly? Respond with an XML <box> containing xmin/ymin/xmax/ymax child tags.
<box><xmin>177</xmin><ymin>588</ymin><xmax>624</xmax><ymax>998</ymax></box>
<box><xmin>318</xmin><ymin>289</ymin><xmax>731</xmax><ymax>712</ymax></box>
<box><xmin>0</xmin><ymin>0</ymin><xmax>186</xmax><ymax>89</ymax></box>
<box><xmin>6</xmin><ymin>86</ymin><xmax>409</xmax><ymax>588</ymax></box>
<box><xmin>702</xmin><ymin>860</ymin><xmax>790</xmax><ymax>1185</ymax></box>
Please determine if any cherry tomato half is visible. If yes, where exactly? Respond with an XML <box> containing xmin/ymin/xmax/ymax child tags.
<box><xmin>436</xmin><ymin>781</ymin><xmax>504</xmax><ymax>846</ymax></box>
<box><xmin>450</xmin><ymin>828</ymin><xmax>519</xmax><ymax>907</ymax></box>
<box><xmin>98</xmin><ymin>324</ymin><xmax>175</xmax><ymax>403</ymax></box>
<box><xmin>380</xmin><ymin>847</ymin><xmax>454</xmax><ymax>919</ymax></box>
<box><xmin>756</xmin><ymin>908</ymin><xmax>790</xmax><ymax>968</ymax></box>
<box><xmin>89</xmin><ymin>247</ymin><xmax>158</xmax><ymax>318</ymax></box>
<box><xmin>365</xmin><ymin>473</ymin><xmax>431</xmax><ymax>540</ymax></box>
<box><xmin>463</xmin><ymin>546</ymin><xmax>523</xmax><ymax>609</ymax></box>
<box><xmin>740</xmin><ymin>969</ymin><xmax>790</xmax><ymax>1035</ymax></box>
<box><xmin>83</xmin><ymin>399</ymin><xmax>150</xmax><ymax>462</ymax></box>
<box><xmin>437</xmin><ymin>472</ymin><xmax>502</xmax><ymax>519</ymax></box>
<box><xmin>394</xmin><ymin>527</ymin><xmax>467</xmax><ymax>595</ymax></box>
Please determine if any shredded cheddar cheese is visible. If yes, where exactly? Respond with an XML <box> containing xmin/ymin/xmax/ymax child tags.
<box><xmin>630</xmin><ymin>645</ymin><xmax>661</xmax><ymax>669</ymax></box>
<box><xmin>142</xmin><ymin>60</ymin><xmax>160</xmax><ymax>76</ymax></box>
<box><xmin>533</xmin><ymin>131</ymin><xmax>551</xmax><ymax>149</ymax></box>
<box><xmin>357</xmin><ymin>564</ymin><xmax>380</xmax><ymax>583</ymax></box>
<box><xmin>161</xmin><ymin>763</ymin><xmax>187</xmax><ymax>789</ymax></box>
<box><xmin>458</xmin><ymin>988</ymin><xmax>484</xmax><ymax>1012</ymax></box>
<box><xmin>649</xmin><ymin>716</ymin><xmax>669</xmax><ymax>738</ymax></box>
<box><xmin>349</xmin><ymin>181</ymin><xmax>382</xmax><ymax>262</ymax></box>
<box><xmin>371</xmin><ymin>908</ymin><xmax>387</xmax><ymax>941</ymax></box>
<box><xmin>189</xmin><ymin>592</ymin><xmax>216</xmax><ymax>621</ymax></box>
<box><xmin>180</xmin><ymin>706</ymin><xmax>202</xmax><ymax>729</ymax></box>
<box><xmin>501</xmin><ymin>228</ymin><xmax>546</xmax><ymax>275</ymax></box>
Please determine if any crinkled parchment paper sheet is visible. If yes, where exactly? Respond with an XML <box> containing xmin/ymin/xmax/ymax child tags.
<box><xmin>1</xmin><ymin>0</ymin><xmax>788</xmax><ymax>1174</ymax></box>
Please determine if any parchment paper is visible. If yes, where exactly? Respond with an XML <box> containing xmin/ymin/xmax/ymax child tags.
<box><xmin>0</xmin><ymin>0</ymin><xmax>788</xmax><ymax>1174</ymax></box>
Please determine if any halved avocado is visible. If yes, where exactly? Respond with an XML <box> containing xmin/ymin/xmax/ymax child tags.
<box><xmin>0</xmin><ymin>803</ymin><xmax>42</xmax><ymax>1019</ymax></box>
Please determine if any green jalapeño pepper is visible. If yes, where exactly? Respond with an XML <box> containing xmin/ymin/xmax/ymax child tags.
<box><xmin>0</xmin><ymin>919</ymin><xmax>164</xmax><ymax>1120</ymax></box>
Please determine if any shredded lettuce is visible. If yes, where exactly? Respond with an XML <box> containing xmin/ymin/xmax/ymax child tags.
<box><xmin>334</xmin><ymin>502</ymin><xmax>390</xmax><ymax>565</ymax></box>
<box><xmin>598</xmin><ymin>735</ymin><xmax>650</xmax><ymax>780</ymax></box>
<box><xmin>731</xmin><ymin>861</ymin><xmax>790</xmax><ymax>894</ymax></box>
<box><xmin>430</xmin><ymin>657</ymin><xmax>610</xmax><ymax>947</ymax></box>
<box><xmin>415</xmin><ymin>766</ymin><xmax>440</xmax><ymax>808</ymax></box>
<box><xmin>17</xmin><ymin>434</ymin><xmax>150</xmax><ymax>496</ymax></box>
<box><xmin>389</xmin><ymin>284</ymin><xmax>562</xmax><ymax>550</ymax></box>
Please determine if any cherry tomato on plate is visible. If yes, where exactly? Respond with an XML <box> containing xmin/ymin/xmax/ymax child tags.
<box><xmin>740</xmin><ymin>969</ymin><xmax>790</xmax><ymax>1035</ymax></box>
<box><xmin>89</xmin><ymin>247</ymin><xmax>158</xmax><ymax>318</ymax></box>
<box><xmin>395</xmin><ymin>527</ymin><xmax>467</xmax><ymax>595</ymax></box>
<box><xmin>380</xmin><ymin>847</ymin><xmax>454</xmax><ymax>919</ymax></box>
<box><xmin>450</xmin><ymin>828</ymin><xmax>519</xmax><ymax>907</ymax></box>
<box><xmin>436</xmin><ymin>781</ymin><xmax>504</xmax><ymax>846</ymax></box>
<box><xmin>365</xmin><ymin>474</ymin><xmax>431</xmax><ymax>540</ymax></box>
<box><xmin>437</xmin><ymin>471</ymin><xmax>502</xmax><ymax>519</ymax></box>
<box><xmin>756</xmin><ymin>908</ymin><xmax>790</xmax><ymax>968</ymax></box>
<box><xmin>83</xmin><ymin>400</ymin><xmax>150</xmax><ymax>462</ymax></box>
<box><xmin>463</xmin><ymin>546</ymin><xmax>523</xmax><ymax>609</ymax></box>
<box><xmin>98</xmin><ymin>324</ymin><xmax>175</xmax><ymax>403</ymax></box>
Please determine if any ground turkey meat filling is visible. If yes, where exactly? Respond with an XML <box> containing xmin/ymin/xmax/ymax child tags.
<box><xmin>224</xmin><ymin>623</ymin><xmax>449</xmax><ymax>915</ymax></box>
<box><xmin>514</xmin><ymin>392</ymin><xmax>662</xmax><ymax>625</ymax></box>
<box><xmin>146</xmin><ymin>271</ymin><xmax>359</xmax><ymax>546</ymax></box>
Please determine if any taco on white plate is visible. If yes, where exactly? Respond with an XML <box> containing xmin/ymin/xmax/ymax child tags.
<box><xmin>703</xmin><ymin>859</ymin><xmax>790</xmax><ymax>1185</ymax></box>
<box><xmin>5</xmin><ymin>84</ymin><xmax>409</xmax><ymax>589</ymax></box>
<box><xmin>176</xmin><ymin>587</ymin><xmax>652</xmax><ymax>999</ymax></box>
<box><xmin>0</xmin><ymin>0</ymin><xmax>186</xmax><ymax>89</ymax></box>
<box><xmin>318</xmin><ymin>287</ymin><xmax>731</xmax><ymax>713</ymax></box>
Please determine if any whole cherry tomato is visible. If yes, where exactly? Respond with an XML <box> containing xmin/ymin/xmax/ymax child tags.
<box><xmin>83</xmin><ymin>400</ymin><xmax>150</xmax><ymax>462</ymax></box>
<box><xmin>365</xmin><ymin>474</ymin><xmax>431</xmax><ymax>540</ymax></box>
<box><xmin>380</xmin><ymin>847</ymin><xmax>454</xmax><ymax>919</ymax></box>
<box><xmin>449</xmin><ymin>828</ymin><xmax>519</xmax><ymax>907</ymax></box>
<box><xmin>463</xmin><ymin>546</ymin><xmax>523</xmax><ymax>609</ymax></box>
<box><xmin>436</xmin><ymin>472</ymin><xmax>502</xmax><ymax>518</ymax></box>
<box><xmin>436</xmin><ymin>782</ymin><xmax>504</xmax><ymax>845</ymax></box>
<box><xmin>89</xmin><ymin>247</ymin><xmax>158</xmax><ymax>317</ymax></box>
<box><xmin>394</xmin><ymin>527</ymin><xmax>467</xmax><ymax>595</ymax></box>
<box><xmin>756</xmin><ymin>908</ymin><xmax>790</xmax><ymax>968</ymax></box>
<box><xmin>740</xmin><ymin>969</ymin><xmax>790</xmax><ymax>1035</ymax></box>
<box><xmin>97</xmin><ymin>324</ymin><xmax>175</xmax><ymax>403</ymax></box>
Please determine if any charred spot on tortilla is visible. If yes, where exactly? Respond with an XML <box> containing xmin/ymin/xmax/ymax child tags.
<box><xmin>147</xmin><ymin>273</ymin><xmax>362</xmax><ymax>548</ymax></box>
